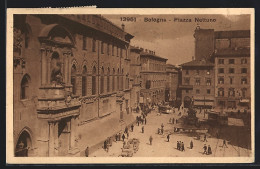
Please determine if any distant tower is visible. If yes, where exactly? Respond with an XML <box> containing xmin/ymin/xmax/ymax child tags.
<box><xmin>193</xmin><ymin>26</ymin><xmax>215</xmax><ymax>60</ymax></box>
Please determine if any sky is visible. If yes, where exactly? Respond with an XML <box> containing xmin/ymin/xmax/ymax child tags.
<box><xmin>103</xmin><ymin>14</ymin><xmax>250</xmax><ymax>65</ymax></box>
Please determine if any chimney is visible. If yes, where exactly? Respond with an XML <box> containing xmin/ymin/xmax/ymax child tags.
<box><xmin>121</xmin><ymin>23</ymin><xmax>125</xmax><ymax>31</ymax></box>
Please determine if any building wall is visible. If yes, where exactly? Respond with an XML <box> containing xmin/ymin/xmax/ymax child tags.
<box><xmin>13</xmin><ymin>14</ymin><xmax>134</xmax><ymax>157</ymax></box>
<box><xmin>181</xmin><ymin>66</ymin><xmax>215</xmax><ymax>108</ymax></box>
<box><xmin>140</xmin><ymin>55</ymin><xmax>167</xmax><ymax>105</ymax></box>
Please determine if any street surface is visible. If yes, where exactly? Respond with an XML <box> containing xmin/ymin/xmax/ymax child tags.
<box><xmin>90</xmin><ymin>109</ymin><xmax>251</xmax><ymax>157</ymax></box>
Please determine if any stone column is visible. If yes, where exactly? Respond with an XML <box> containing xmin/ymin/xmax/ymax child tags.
<box><xmin>48</xmin><ymin>121</ymin><xmax>55</xmax><ymax>156</ymax></box>
<box><xmin>46</xmin><ymin>48</ymin><xmax>52</xmax><ymax>84</ymax></box>
<box><xmin>68</xmin><ymin>54</ymin><xmax>72</xmax><ymax>84</ymax></box>
<box><xmin>70</xmin><ymin>116</ymin><xmax>75</xmax><ymax>149</ymax></box>
<box><xmin>40</xmin><ymin>48</ymin><xmax>47</xmax><ymax>85</ymax></box>
<box><xmin>54</xmin><ymin>121</ymin><xmax>59</xmax><ymax>156</ymax></box>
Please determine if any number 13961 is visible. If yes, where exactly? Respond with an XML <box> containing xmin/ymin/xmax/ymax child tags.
<box><xmin>120</xmin><ymin>17</ymin><xmax>136</xmax><ymax>22</ymax></box>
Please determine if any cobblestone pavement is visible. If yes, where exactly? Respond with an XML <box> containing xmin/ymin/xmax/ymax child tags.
<box><xmin>90</xmin><ymin>110</ymin><xmax>251</xmax><ymax>157</ymax></box>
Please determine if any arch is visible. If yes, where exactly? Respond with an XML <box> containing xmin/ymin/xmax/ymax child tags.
<box><xmin>15</xmin><ymin>127</ymin><xmax>33</xmax><ymax>157</ymax></box>
<box><xmin>184</xmin><ymin>96</ymin><xmax>192</xmax><ymax>108</ymax></box>
<box><xmin>71</xmin><ymin>64</ymin><xmax>77</xmax><ymax>95</ymax></box>
<box><xmin>82</xmin><ymin>65</ymin><xmax>87</xmax><ymax>96</ymax></box>
<box><xmin>92</xmin><ymin>66</ymin><xmax>97</xmax><ymax>95</ymax></box>
<box><xmin>71</xmin><ymin>59</ymin><xmax>79</xmax><ymax>71</ymax></box>
<box><xmin>20</xmin><ymin>74</ymin><xmax>31</xmax><ymax>100</ymax></box>
<box><xmin>39</xmin><ymin>24</ymin><xmax>75</xmax><ymax>46</ymax></box>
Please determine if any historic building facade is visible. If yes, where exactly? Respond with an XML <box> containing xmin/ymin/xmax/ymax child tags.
<box><xmin>13</xmin><ymin>14</ymin><xmax>134</xmax><ymax>157</ymax></box>
<box><xmin>179</xmin><ymin>59</ymin><xmax>215</xmax><ymax>108</ymax></box>
<box><xmin>214</xmin><ymin>30</ymin><xmax>250</xmax><ymax>110</ymax></box>
<box><xmin>179</xmin><ymin>26</ymin><xmax>250</xmax><ymax>110</ymax></box>
<box><xmin>165</xmin><ymin>64</ymin><xmax>181</xmax><ymax>107</ymax></box>
<box><xmin>139</xmin><ymin>49</ymin><xmax>167</xmax><ymax>106</ymax></box>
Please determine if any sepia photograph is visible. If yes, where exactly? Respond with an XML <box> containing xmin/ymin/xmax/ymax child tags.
<box><xmin>6</xmin><ymin>8</ymin><xmax>254</xmax><ymax>163</ymax></box>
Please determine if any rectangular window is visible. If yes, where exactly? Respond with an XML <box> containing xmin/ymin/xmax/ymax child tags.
<box><xmin>218</xmin><ymin>59</ymin><xmax>224</xmax><ymax>64</ymax></box>
<box><xmin>229</xmin><ymin>77</ymin><xmax>233</xmax><ymax>84</ymax></box>
<box><xmin>218</xmin><ymin>88</ymin><xmax>224</xmax><ymax>97</ymax></box>
<box><xmin>207</xmin><ymin>89</ymin><xmax>211</xmax><ymax>94</ymax></box>
<box><xmin>83</xmin><ymin>36</ymin><xmax>87</xmax><ymax>50</ymax></box>
<box><xmin>112</xmin><ymin>44</ymin><xmax>114</xmax><ymax>56</ymax></box>
<box><xmin>196</xmin><ymin>89</ymin><xmax>200</xmax><ymax>94</ymax></box>
<box><xmin>101</xmin><ymin>42</ymin><xmax>104</xmax><ymax>54</ymax></box>
<box><xmin>241</xmin><ymin>77</ymin><xmax>247</xmax><ymax>84</ymax></box>
<box><xmin>229</xmin><ymin>59</ymin><xmax>235</xmax><ymax>64</ymax></box>
<box><xmin>218</xmin><ymin>77</ymin><xmax>224</xmax><ymax>84</ymax></box>
<box><xmin>206</xmin><ymin>79</ymin><xmax>211</xmax><ymax>86</ymax></box>
<box><xmin>195</xmin><ymin>78</ymin><xmax>200</xmax><ymax>85</ymax></box>
<box><xmin>184</xmin><ymin>77</ymin><xmax>190</xmax><ymax>85</ymax></box>
<box><xmin>241</xmin><ymin>68</ymin><xmax>247</xmax><ymax>73</ymax></box>
<box><xmin>92</xmin><ymin>38</ymin><xmax>96</xmax><ymax>52</ymax></box>
<box><xmin>218</xmin><ymin>68</ymin><xmax>224</xmax><ymax>73</ymax></box>
<box><xmin>241</xmin><ymin>58</ymin><xmax>247</xmax><ymax>64</ymax></box>
<box><xmin>229</xmin><ymin>68</ymin><xmax>235</xmax><ymax>73</ymax></box>
<box><xmin>107</xmin><ymin>43</ymin><xmax>110</xmax><ymax>55</ymax></box>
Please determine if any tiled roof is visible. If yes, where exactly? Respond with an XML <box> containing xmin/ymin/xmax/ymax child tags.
<box><xmin>140</xmin><ymin>51</ymin><xmax>168</xmax><ymax>61</ymax></box>
<box><xmin>181</xmin><ymin>59</ymin><xmax>214</xmax><ymax>67</ymax></box>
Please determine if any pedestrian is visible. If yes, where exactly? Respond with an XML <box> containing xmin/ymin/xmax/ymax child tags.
<box><xmin>190</xmin><ymin>140</ymin><xmax>193</xmax><ymax>149</ymax></box>
<box><xmin>222</xmin><ymin>139</ymin><xmax>228</xmax><ymax>148</ymax></box>
<box><xmin>181</xmin><ymin>142</ymin><xmax>185</xmax><ymax>151</ymax></box>
<box><xmin>85</xmin><ymin>146</ymin><xmax>89</xmax><ymax>157</ymax></box>
<box><xmin>122</xmin><ymin>133</ymin><xmax>125</xmax><ymax>142</ymax></box>
<box><xmin>118</xmin><ymin>132</ymin><xmax>121</xmax><ymax>141</ymax></box>
<box><xmin>131</xmin><ymin>124</ymin><xmax>134</xmax><ymax>132</ymax></box>
<box><xmin>104</xmin><ymin>140</ymin><xmax>107</xmax><ymax>151</ymax></box>
<box><xmin>172</xmin><ymin>118</ymin><xmax>175</xmax><ymax>124</ymax></box>
<box><xmin>125</xmin><ymin>126</ymin><xmax>128</xmax><ymax>134</ymax></box>
<box><xmin>203</xmin><ymin>134</ymin><xmax>208</xmax><ymax>142</ymax></box>
<box><xmin>176</xmin><ymin>119</ymin><xmax>178</xmax><ymax>124</ymax></box>
<box><xmin>169</xmin><ymin>118</ymin><xmax>172</xmax><ymax>123</ymax></box>
<box><xmin>207</xmin><ymin>145</ymin><xmax>212</xmax><ymax>155</ymax></box>
<box><xmin>144</xmin><ymin>118</ymin><xmax>147</xmax><ymax>125</ymax></box>
<box><xmin>158</xmin><ymin>128</ymin><xmax>161</xmax><ymax>134</ymax></box>
<box><xmin>109</xmin><ymin>137</ymin><xmax>112</xmax><ymax>147</ymax></box>
<box><xmin>203</xmin><ymin>144</ymin><xmax>207</xmax><ymax>154</ymax></box>
<box><xmin>161</xmin><ymin>123</ymin><xmax>164</xmax><ymax>129</ymax></box>
<box><xmin>161</xmin><ymin>128</ymin><xmax>164</xmax><ymax>135</ymax></box>
<box><xmin>142</xmin><ymin>126</ymin><xmax>144</xmax><ymax>133</ymax></box>
<box><xmin>177</xmin><ymin>141</ymin><xmax>180</xmax><ymax>150</ymax></box>
<box><xmin>149</xmin><ymin>136</ymin><xmax>153</xmax><ymax>145</ymax></box>
<box><xmin>167</xmin><ymin>134</ymin><xmax>170</xmax><ymax>142</ymax></box>
<box><xmin>174</xmin><ymin>127</ymin><xmax>176</xmax><ymax>132</ymax></box>
<box><xmin>137</xmin><ymin>121</ymin><xmax>139</xmax><ymax>126</ymax></box>
<box><xmin>115</xmin><ymin>133</ymin><xmax>118</xmax><ymax>141</ymax></box>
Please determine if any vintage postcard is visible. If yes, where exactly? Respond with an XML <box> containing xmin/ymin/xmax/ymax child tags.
<box><xmin>6</xmin><ymin>8</ymin><xmax>255</xmax><ymax>164</ymax></box>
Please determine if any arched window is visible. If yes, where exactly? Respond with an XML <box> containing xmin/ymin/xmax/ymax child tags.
<box><xmin>82</xmin><ymin>65</ymin><xmax>87</xmax><ymax>96</ymax></box>
<box><xmin>117</xmin><ymin>68</ymin><xmax>120</xmax><ymax>91</ymax></box>
<box><xmin>92</xmin><ymin>66</ymin><xmax>96</xmax><ymax>95</ymax></box>
<box><xmin>20</xmin><ymin>74</ymin><xmax>30</xmax><ymax>100</ymax></box>
<box><xmin>121</xmin><ymin>69</ymin><xmax>124</xmax><ymax>91</ymax></box>
<box><xmin>125</xmin><ymin>74</ymin><xmax>129</xmax><ymax>89</ymax></box>
<box><xmin>107</xmin><ymin>68</ymin><xmax>110</xmax><ymax>92</ymax></box>
<box><xmin>71</xmin><ymin>65</ymin><xmax>77</xmax><ymax>95</ymax></box>
<box><xmin>100</xmin><ymin>67</ymin><xmax>104</xmax><ymax>94</ymax></box>
<box><xmin>112</xmin><ymin>68</ymin><xmax>115</xmax><ymax>91</ymax></box>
